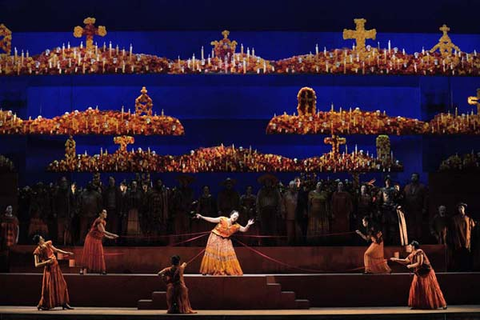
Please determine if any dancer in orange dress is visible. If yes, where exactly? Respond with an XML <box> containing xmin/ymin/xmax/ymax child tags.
<box><xmin>356</xmin><ymin>217</ymin><xmax>391</xmax><ymax>274</ymax></box>
<box><xmin>391</xmin><ymin>241</ymin><xmax>447</xmax><ymax>310</ymax></box>
<box><xmin>158</xmin><ymin>255</ymin><xmax>196</xmax><ymax>314</ymax></box>
<box><xmin>80</xmin><ymin>209</ymin><xmax>119</xmax><ymax>274</ymax></box>
<box><xmin>196</xmin><ymin>210</ymin><xmax>254</xmax><ymax>275</ymax></box>
<box><xmin>32</xmin><ymin>235</ymin><xmax>74</xmax><ymax>311</ymax></box>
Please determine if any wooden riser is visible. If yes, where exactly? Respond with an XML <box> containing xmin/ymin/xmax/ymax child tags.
<box><xmin>138</xmin><ymin>277</ymin><xmax>309</xmax><ymax>310</ymax></box>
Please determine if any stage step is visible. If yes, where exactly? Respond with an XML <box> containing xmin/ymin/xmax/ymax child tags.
<box><xmin>295</xmin><ymin>299</ymin><xmax>310</xmax><ymax>309</ymax></box>
<box><xmin>138</xmin><ymin>276</ymin><xmax>309</xmax><ymax>310</ymax></box>
<box><xmin>137</xmin><ymin>299</ymin><xmax>156</xmax><ymax>310</ymax></box>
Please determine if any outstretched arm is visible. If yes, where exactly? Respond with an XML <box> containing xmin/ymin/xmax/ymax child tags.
<box><xmin>355</xmin><ymin>230</ymin><xmax>369</xmax><ymax>242</ymax></box>
<box><xmin>51</xmin><ymin>244</ymin><xmax>74</xmax><ymax>256</ymax></box>
<box><xmin>390</xmin><ymin>257</ymin><xmax>410</xmax><ymax>265</ymax></box>
<box><xmin>239</xmin><ymin>219</ymin><xmax>255</xmax><ymax>233</ymax></box>
<box><xmin>158</xmin><ymin>267</ymin><xmax>168</xmax><ymax>276</ymax></box>
<box><xmin>195</xmin><ymin>214</ymin><xmax>221</xmax><ymax>224</ymax></box>
<box><xmin>98</xmin><ymin>223</ymin><xmax>119</xmax><ymax>239</ymax></box>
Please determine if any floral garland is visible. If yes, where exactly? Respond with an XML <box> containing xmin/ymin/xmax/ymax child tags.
<box><xmin>1</xmin><ymin>20</ymin><xmax>479</xmax><ymax>76</ymax></box>
<box><xmin>439</xmin><ymin>151</ymin><xmax>480</xmax><ymax>171</ymax></box>
<box><xmin>0</xmin><ymin>87</ymin><xmax>184</xmax><ymax>135</ymax></box>
<box><xmin>47</xmin><ymin>140</ymin><xmax>402</xmax><ymax>173</ymax></box>
<box><xmin>267</xmin><ymin>87</ymin><xmax>480</xmax><ymax>136</ymax></box>
<box><xmin>266</xmin><ymin>108</ymin><xmax>427</xmax><ymax>135</ymax></box>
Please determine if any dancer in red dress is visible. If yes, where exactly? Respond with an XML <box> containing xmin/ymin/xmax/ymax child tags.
<box><xmin>80</xmin><ymin>209</ymin><xmax>119</xmax><ymax>274</ymax></box>
<box><xmin>356</xmin><ymin>217</ymin><xmax>391</xmax><ymax>274</ymax></box>
<box><xmin>32</xmin><ymin>235</ymin><xmax>74</xmax><ymax>310</ymax></box>
<box><xmin>391</xmin><ymin>241</ymin><xmax>447</xmax><ymax>310</ymax></box>
<box><xmin>158</xmin><ymin>255</ymin><xmax>196</xmax><ymax>314</ymax></box>
<box><xmin>196</xmin><ymin>210</ymin><xmax>254</xmax><ymax>275</ymax></box>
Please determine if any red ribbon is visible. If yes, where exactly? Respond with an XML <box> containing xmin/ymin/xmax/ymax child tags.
<box><xmin>120</xmin><ymin>231</ymin><xmax>210</xmax><ymax>240</ymax></box>
<box><xmin>186</xmin><ymin>248</ymin><xmax>206</xmax><ymax>264</ymax></box>
<box><xmin>168</xmin><ymin>233</ymin><xmax>209</xmax><ymax>247</ymax></box>
<box><xmin>233</xmin><ymin>237</ymin><xmax>390</xmax><ymax>273</ymax></box>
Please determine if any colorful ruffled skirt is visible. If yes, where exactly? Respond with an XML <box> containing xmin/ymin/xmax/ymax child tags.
<box><xmin>199</xmin><ymin>233</ymin><xmax>243</xmax><ymax>275</ymax></box>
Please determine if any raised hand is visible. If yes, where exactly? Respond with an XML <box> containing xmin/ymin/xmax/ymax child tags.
<box><xmin>247</xmin><ymin>219</ymin><xmax>255</xmax><ymax>226</ymax></box>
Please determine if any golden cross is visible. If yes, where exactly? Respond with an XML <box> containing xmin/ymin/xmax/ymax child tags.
<box><xmin>0</xmin><ymin>24</ymin><xmax>12</xmax><ymax>55</ymax></box>
<box><xmin>343</xmin><ymin>18</ymin><xmax>376</xmax><ymax>52</ymax></box>
<box><xmin>135</xmin><ymin>87</ymin><xmax>153</xmax><ymax>116</ymax></box>
<box><xmin>73</xmin><ymin>17</ymin><xmax>107</xmax><ymax>50</ymax></box>
<box><xmin>114</xmin><ymin>136</ymin><xmax>135</xmax><ymax>153</ymax></box>
<box><xmin>430</xmin><ymin>24</ymin><xmax>460</xmax><ymax>57</ymax></box>
<box><xmin>468</xmin><ymin>88</ymin><xmax>480</xmax><ymax>114</ymax></box>
<box><xmin>324</xmin><ymin>135</ymin><xmax>347</xmax><ymax>154</ymax></box>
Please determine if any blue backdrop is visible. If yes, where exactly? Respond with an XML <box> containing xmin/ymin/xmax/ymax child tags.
<box><xmin>1</xmin><ymin>29</ymin><xmax>480</xmax><ymax>195</ymax></box>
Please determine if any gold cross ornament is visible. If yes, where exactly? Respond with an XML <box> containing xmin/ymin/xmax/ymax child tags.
<box><xmin>468</xmin><ymin>88</ymin><xmax>480</xmax><ymax>114</ymax></box>
<box><xmin>114</xmin><ymin>136</ymin><xmax>135</xmax><ymax>153</ymax></box>
<box><xmin>343</xmin><ymin>18</ymin><xmax>376</xmax><ymax>52</ymax></box>
<box><xmin>74</xmin><ymin>17</ymin><xmax>107</xmax><ymax>50</ymax></box>
<box><xmin>324</xmin><ymin>135</ymin><xmax>347</xmax><ymax>154</ymax></box>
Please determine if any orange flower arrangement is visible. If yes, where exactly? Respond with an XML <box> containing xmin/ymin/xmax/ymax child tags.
<box><xmin>47</xmin><ymin>139</ymin><xmax>402</xmax><ymax>173</ymax></box>
<box><xmin>2</xmin><ymin>20</ymin><xmax>478</xmax><ymax>76</ymax></box>
<box><xmin>439</xmin><ymin>151</ymin><xmax>480</xmax><ymax>171</ymax></box>
<box><xmin>0</xmin><ymin>87</ymin><xmax>184</xmax><ymax>135</ymax></box>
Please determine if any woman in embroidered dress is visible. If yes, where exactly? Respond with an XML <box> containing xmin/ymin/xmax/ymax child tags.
<box><xmin>80</xmin><ymin>209</ymin><xmax>118</xmax><ymax>274</ymax></box>
<box><xmin>33</xmin><ymin>235</ymin><xmax>74</xmax><ymax>310</ymax></box>
<box><xmin>391</xmin><ymin>241</ymin><xmax>447</xmax><ymax>309</ymax></box>
<box><xmin>196</xmin><ymin>210</ymin><xmax>254</xmax><ymax>275</ymax></box>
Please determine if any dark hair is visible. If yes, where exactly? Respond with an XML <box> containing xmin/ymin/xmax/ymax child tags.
<box><xmin>362</xmin><ymin>216</ymin><xmax>371</xmax><ymax>224</ymax></box>
<box><xmin>230</xmin><ymin>210</ymin><xmax>239</xmax><ymax>217</ymax></box>
<box><xmin>171</xmin><ymin>255</ymin><xmax>180</xmax><ymax>266</ymax></box>
<box><xmin>410</xmin><ymin>240</ymin><xmax>420</xmax><ymax>249</ymax></box>
<box><xmin>32</xmin><ymin>234</ymin><xmax>42</xmax><ymax>244</ymax></box>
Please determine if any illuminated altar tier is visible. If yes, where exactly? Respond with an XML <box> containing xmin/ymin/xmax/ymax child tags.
<box><xmin>47</xmin><ymin>143</ymin><xmax>402</xmax><ymax>173</ymax></box>
<box><xmin>303</xmin><ymin>151</ymin><xmax>403</xmax><ymax>173</ymax></box>
<box><xmin>0</xmin><ymin>109</ymin><xmax>184</xmax><ymax>136</ymax></box>
<box><xmin>429</xmin><ymin>112</ymin><xmax>480</xmax><ymax>135</ymax></box>
<box><xmin>266</xmin><ymin>111</ymin><xmax>427</xmax><ymax>135</ymax></box>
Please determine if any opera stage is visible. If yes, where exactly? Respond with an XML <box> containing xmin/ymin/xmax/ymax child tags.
<box><xmin>0</xmin><ymin>306</ymin><xmax>479</xmax><ymax>320</ymax></box>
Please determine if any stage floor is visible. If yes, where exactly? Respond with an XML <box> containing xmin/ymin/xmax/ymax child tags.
<box><xmin>0</xmin><ymin>306</ymin><xmax>479</xmax><ymax>320</ymax></box>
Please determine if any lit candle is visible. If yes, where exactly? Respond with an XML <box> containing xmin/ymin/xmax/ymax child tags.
<box><xmin>315</xmin><ymin>44</ymin><xmax>319</xmax><ymax>55</ymax></box>
<box><xmin>129</xmin><ymin>44</ymin><xmax>133</xmax><ymax>59</ymax></box>
<box><xmin>388</xmin><ymin>40</ymin><xmax>391</xmax><ymax>53</ymax></box>
<box><xmin>252</xmin><ymin>48</ymin><xmax>255</xmax><ymax>57</ymax></box>
<box><xmin>109</xmin><ymin>41</ymin><xmax>112</xmax><ymax>55</ymax></box>
<box><xmin>201</xmin><ymin>46</ymin><xmax>204</xmax><ymax>61</ymax></box>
